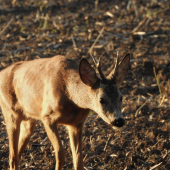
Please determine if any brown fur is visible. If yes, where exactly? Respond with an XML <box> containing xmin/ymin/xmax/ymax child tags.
<box><xmin>0</xmin><ymin>54</ymin><xmax>130</xmax><ymax>170</ymax></box>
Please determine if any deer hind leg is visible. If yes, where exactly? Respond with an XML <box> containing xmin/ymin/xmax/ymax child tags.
<box><xmin>42</xmin><ymin>116</ymin><xmax>65</xmax><ymax>170</ymax></box>
<box><xmin>67</xmin><ymin>124</ymin><xmax>84</xmax><ymax>170</ymax></box>
<box><xmin>2</xmin><ymin>108</ymin><xmax>21</xmax><ymax>170</ymax></box>
<box><xmin>18</xmin><ymin>119</ymin><xmax>36</xmax><ymax>160</ymax></box>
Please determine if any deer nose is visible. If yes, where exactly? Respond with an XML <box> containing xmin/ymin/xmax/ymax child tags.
<box><xmin>111</xmin><ymin>118</ymin><xmax>125</xmax><ymax>127</ymax></box>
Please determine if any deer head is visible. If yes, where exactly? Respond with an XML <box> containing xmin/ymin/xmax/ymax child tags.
<box><xmin>79</xmin><ymin>52</ymin><xmax>130</xmax><ymax>129</ymax></box>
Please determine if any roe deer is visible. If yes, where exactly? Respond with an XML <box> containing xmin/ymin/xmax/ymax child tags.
<box><xmin>0</xmin><ymin>52</ymin><xmax>130</xmax><ymax>170</ymax></box>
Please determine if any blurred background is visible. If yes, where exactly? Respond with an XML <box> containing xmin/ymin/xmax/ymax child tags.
<box><xmin>0</xmin><ymin>0</ymin><xmax>170</xmax><ymax>169</ymax></box>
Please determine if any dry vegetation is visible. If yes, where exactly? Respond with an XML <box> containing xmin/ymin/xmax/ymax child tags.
<box><xmin>0</xmin><ymin>0</ymin><xmax>170</xmax><ymax>169</ymax></box>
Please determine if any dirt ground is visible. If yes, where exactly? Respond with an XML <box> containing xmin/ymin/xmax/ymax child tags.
<box><xmin>0</xmin><ymin>0</ymin><xmax>170</xmax><ymax>169</ymax></box>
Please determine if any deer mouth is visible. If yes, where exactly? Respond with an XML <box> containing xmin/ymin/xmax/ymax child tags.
<box><xmin>112</xmin><ymin>126</ymin><xmax>124</xmax><ymax>131</ymax></box>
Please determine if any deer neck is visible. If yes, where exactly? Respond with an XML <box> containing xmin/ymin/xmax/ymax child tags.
<box><xmin>66</xmin><ymin>75</ymin><xmax>93</xmax><ymax>110</ymax></box>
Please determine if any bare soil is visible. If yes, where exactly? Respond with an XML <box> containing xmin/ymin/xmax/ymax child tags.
<box><xmin>0</xmin><ymin>0</ymin><xmax>170</xmax><ymax>169</ymax></box>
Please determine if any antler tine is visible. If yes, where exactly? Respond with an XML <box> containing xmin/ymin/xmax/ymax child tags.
<box><xmin>90</xmin><ymin>53</ymin><xmax>98</xmax><ymax>67</ymax></box>
<box><xmin>115</xmin><ymin>51</ymin><xmax>120</xmax><ymax>68</ymax></box>
<box><xmin>97</xmin><ymin>57</ymin><xmax>106</xmax><ymax>80</ymax></box>
<box><xmin>90</xmin><ymin>53</ymin><xmax>106</xmax><ymax>80</ymax></box>
<box><xmin>110</xmin><ymin>51</ymin><xmax>120</xmax><ymax>81</ymax></box>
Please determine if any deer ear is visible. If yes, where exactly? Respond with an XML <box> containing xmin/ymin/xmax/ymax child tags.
<box><xmin>116</xmin><ymin>53</ymin><xmax>130</xmax><ymax>84</ymax></box>
<box><xmin>79</xmin><ymin>58</ymin><xmax>98</xmax><ymax>87</ymax></box>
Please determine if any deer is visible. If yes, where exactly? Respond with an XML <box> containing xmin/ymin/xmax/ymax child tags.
<box><xmin>0</xmin><ymin>51</ymin><xmax>130</xmax><ymax>170</ymax></box>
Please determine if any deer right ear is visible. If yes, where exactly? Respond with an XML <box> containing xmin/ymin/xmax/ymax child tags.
<box><xmin>79</xmin><ymin>58</ymin><xmax>98</xmax><ymax>87</ymax></box>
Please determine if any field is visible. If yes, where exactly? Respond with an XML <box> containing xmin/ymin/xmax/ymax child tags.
<box><xmin>0</xmin><ymin>0</ymin><xmax>170</xmax><ymax>169</ymax></box>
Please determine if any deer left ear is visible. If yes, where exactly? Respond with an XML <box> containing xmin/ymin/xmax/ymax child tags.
<box><xmin>116</xmin><ymin>53</ymin><xmax>130</xmax><ymax>84</ymax></box>
<box><xmin>79</xmin><ymin>58</ymin><xmax>98</xmax><ymax>87</ymax></box>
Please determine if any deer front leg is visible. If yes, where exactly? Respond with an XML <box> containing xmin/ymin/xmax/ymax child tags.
<box><xmin>42</xmin><ymin>117</ymin><xmax>65</xmax><ymax>170</ymax></box>
<box><xmin>67</xmin><ymin>124</ymin><xmax>84</xmax><ymax>170</ymax></box>
<box><xmin>1</xmin><ymin>105</ymin><xmax>22</xmax><ymax>170</ymax></box>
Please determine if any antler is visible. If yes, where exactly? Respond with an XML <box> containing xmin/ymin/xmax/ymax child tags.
<box><xmin>112</xmin><ymin>51</ymin><xmax>120</xmax><ymax>79</ymax></box>
<box><xmin>107</xmin><ymin>51</ymin><xmax>120</xmax><ymax>81</ymax></box>
<box><xmin>90</xmin><ymin>53</ymin><xmax>106</xmax><ymax>80</ymax></box>
<box><xmin>90</xmin><ymin>51</ymin><xmax>120</xmax><ymax>82</ymax></box>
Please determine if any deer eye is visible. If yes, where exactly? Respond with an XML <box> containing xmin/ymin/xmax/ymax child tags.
<box><xmin>100</xmin><ymin>98</ymin><xmax>106</xmax><ymax>104</ymax></box>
